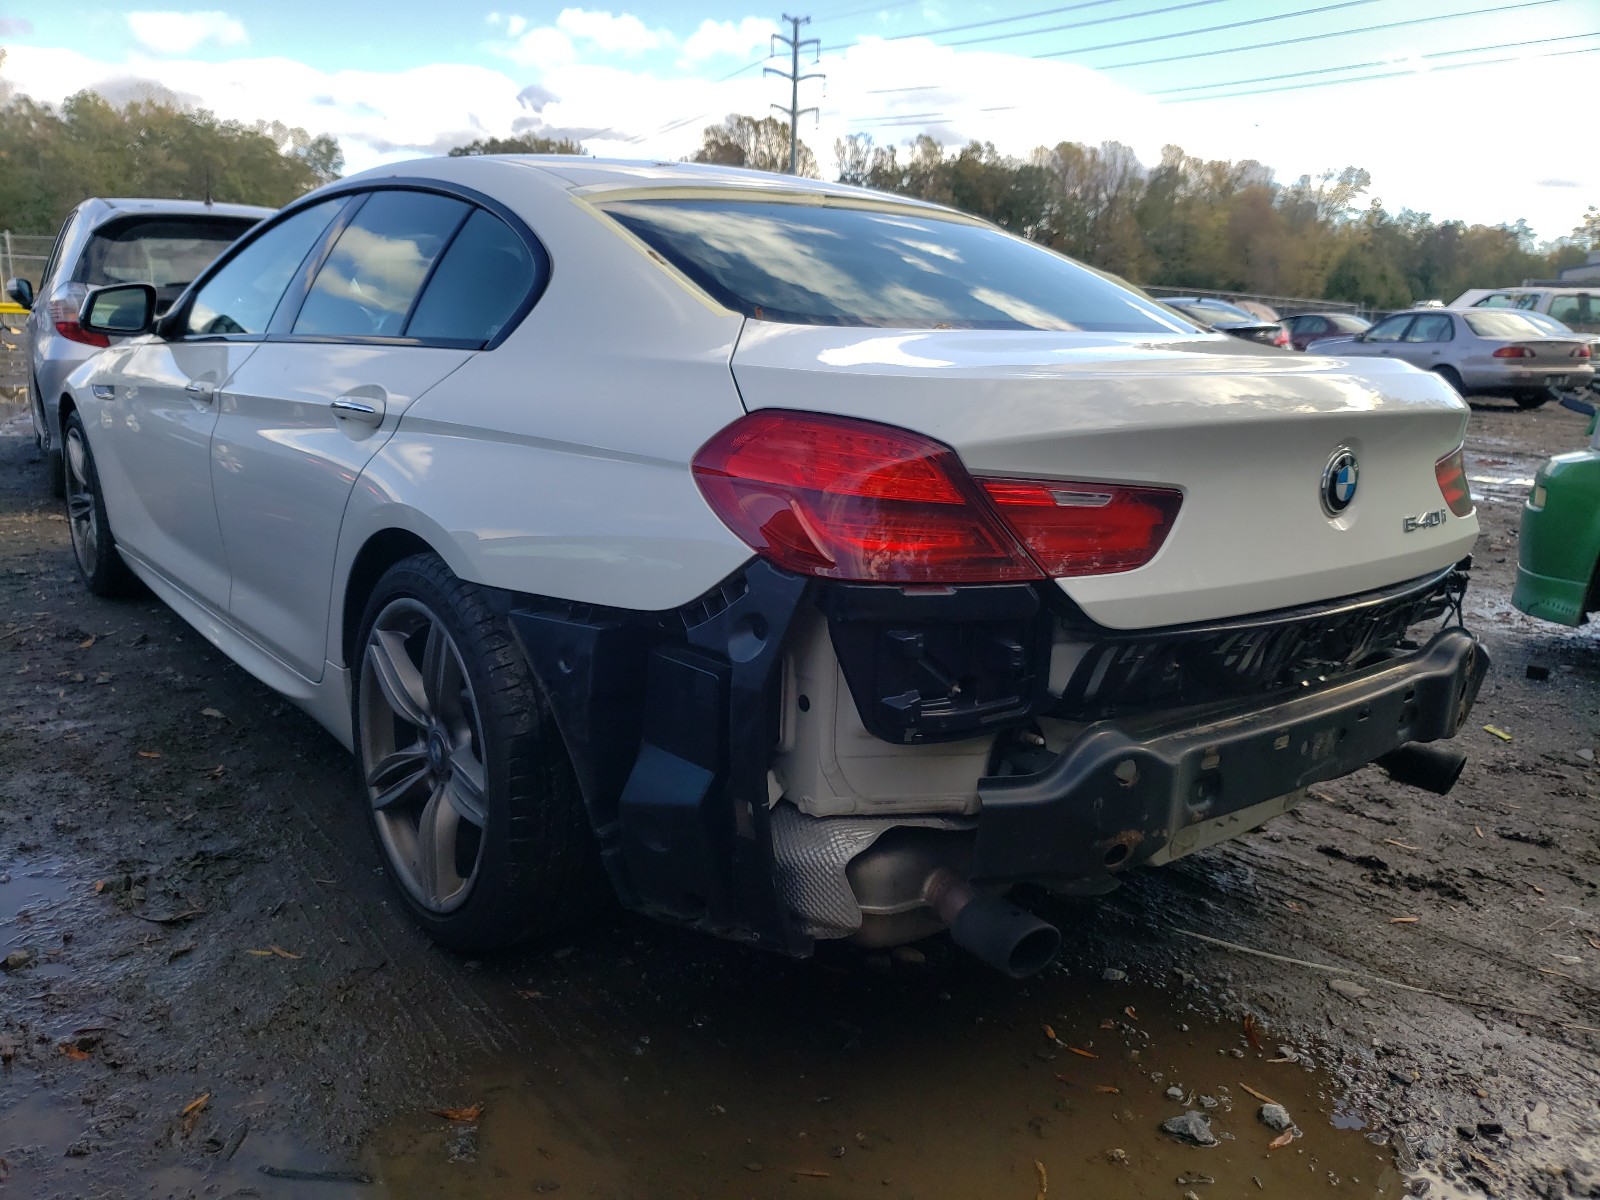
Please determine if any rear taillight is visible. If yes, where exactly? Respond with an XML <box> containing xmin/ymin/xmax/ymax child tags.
<box><xmin>978</xmin><ymin>479</ymin><xmax>1183</xmax><ymax>577</ymax></box>
<box><xmin>692</xmin><ymin>411</ymin><xmax>1182</xmax><ymax>583</ymax></box>
<box><xmin>1435</xmin><ymin>445</ymin><xmax>1473</xmax><ymax>517</ymax></box>
<box><xmin>1273</xmin><ymin>326</ymin><xmax>1290</xmax><ymax>347</ymax></box>
<box><xmin>1572</xmin><ymin>346</ymin><xmax>1591</xmax><ymax>359</ymax></box>
<box><xmin>1492</xmin><ymin>346</ymin><xmax>1534</xmax><ymax>359</ymax></box>
<box><xmin>47</xmin><ymin>283</ymin><xmax>108</xmax><ymax>348</ymax></box>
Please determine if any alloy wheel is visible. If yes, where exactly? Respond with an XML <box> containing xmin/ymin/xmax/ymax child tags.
<box><xmin>358</xmin><ymin>598</ymin><xmax>490</xmax><ymax>913</ymax></box>
<box><xmin>64</xmin><ymin>426</ymin><xmax>100</xmax><ymax>578</ymax></box>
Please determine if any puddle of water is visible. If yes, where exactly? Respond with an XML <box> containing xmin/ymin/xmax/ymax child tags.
<box><xmin>0</xmin><ymin>385</ymin><xmax>29</xmax><ymax>438</ymax></box>
<box><xmin>1</xmin><ymin>857</ymin><xmax>84</xmax><ymax>978</ymax></box>
<box><xmin>368</xmin><ymin>951</ymin><xmax>1402</xmax><ymax>1198</ymax></box>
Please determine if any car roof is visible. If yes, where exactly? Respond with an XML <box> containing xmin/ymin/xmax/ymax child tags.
<box><xmin>342</xmin><ymin>154</ymin><xmax>957</xmax><ymax>213</ymax></box>
<box><xmin>83</xmin><ymin>197</ymin><xmax>276</xmax><ymax>224</ymax></box>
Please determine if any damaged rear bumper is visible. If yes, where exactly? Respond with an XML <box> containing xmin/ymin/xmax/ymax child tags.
<box><xmin>970</xmin><ymin>627</ymin><xmax>1487</xmax><ymax>885</ymax></box>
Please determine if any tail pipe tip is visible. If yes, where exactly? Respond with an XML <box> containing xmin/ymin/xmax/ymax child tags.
<box><xmin>926</xmin><ymin>868</ymin><xmax>1061</xmax><ymax>979</ymax></box>
<box><xmin>1376</xmin><ymin>740</ymin><xmax>1467</xmax><ymax>796</ymax></box>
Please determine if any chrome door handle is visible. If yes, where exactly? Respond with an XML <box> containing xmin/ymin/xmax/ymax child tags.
<box><xmin>184</xmin><ymin>380</ymin><xmax>214</xmax><ymax>399</ymax></box>
<box><xmin>332</xmin><ymin>397</ymin><xmax>382</xmax><ymax>425</ymax></box>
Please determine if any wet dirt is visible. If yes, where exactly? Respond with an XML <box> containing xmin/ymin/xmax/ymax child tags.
<box><xmin>1</xmin><ymin>394</ymin><xmax>1597</xmax><ymax>1199</ymax></box>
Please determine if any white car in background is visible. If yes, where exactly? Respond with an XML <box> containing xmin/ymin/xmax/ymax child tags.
<box><xmin>59</xmin><ymin>158</ymin><xmax>1487</xmax><ymax>976</ymax></box>
<box><xmin>1313</xmin><ymin>307</ymin><xmax>1594</xmax><ymax>408</ymax></box>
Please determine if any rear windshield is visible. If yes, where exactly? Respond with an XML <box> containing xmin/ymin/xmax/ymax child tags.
<box><xmin>1331</xmin><ymin>314</ymin><xmax>1370</xmax><ymax>332</ymax></box>
<box><xmin>1463</xmin><ymin>311</ymin><xmax>1547</xmax><ymax>339</ymax></box>
<box><xmin>1176</xmin><ymin>299</ymin><xmax>1257</xmax><ymax>323</ymax></box>
<box><xmin>601</xmin><ymin>198</ymin><xmax>1192</xmax><ymax>333</ymax></box>
<box><xmin>74</xmin><ymin>217</ymin><xmax>259</xmax><ymax>291</ymax></box>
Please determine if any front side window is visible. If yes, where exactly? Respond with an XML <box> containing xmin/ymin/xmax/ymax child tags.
<box><xmin>187</xmin><ymin>200</ymin><xmax>344</xmax><ymax>337</ymax></box>
<box><xmin>1405</xmin><ymin>314</ymin><xmax>1455</xmax><ymax>343</ymax></box>
<box><xmin>1363</xmin><ymin>315</ymin><xmax>1411</xmax><ymax>342</ymax></box>
<box><xmin>293</xmin><ymin>191</ymin><xmax>469</xmax><ymax>338</ymax></box>
<box><xmin>405</xmin><ymin>208</ymin><xmax>537</xmax><ymax>345</ymax></box>
<box><xmin>601</xmin><ymin>198</ymin><xmax>1191</xmax><ymax>333</ymax></box>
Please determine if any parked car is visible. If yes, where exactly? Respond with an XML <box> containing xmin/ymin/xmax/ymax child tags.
<box><xmin>1281</xmin><ymin>311</ymin><xmax>1372</xmax><ymax>352</ymax></box>
<box><xmin>6</xmin><ymin>198</ymin><xmax>271</xmax><ymax>494</ymax></box>
<box><xmin>1451</xmin><ymin>287</ymin><xmax>1600</xmax><ymax>335</ymax></box>
<box><xmin>59</xmin><ymin>158</ymin><xmax>1487</xmax><ymax>976</ymax></box>
<box><xmin>1313</xmin><ymin>308</ymin><xmax>1594</xmax><ymax>408</ymax></box>
<box><xmin>1514</xmin><ymin>413</ymin><xmax>1600</xmax><ymax>625</ymax></box>
<box><xmin>1159</xmin><ymin>296</ymin><xmax>1289</xmax><ymax>347</ymax></box>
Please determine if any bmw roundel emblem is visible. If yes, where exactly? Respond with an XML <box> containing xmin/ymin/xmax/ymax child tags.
<box><xmin>1322</xmin><ymin>449</ymin><xmax>1359</xmax><ymax>516</ymax></box>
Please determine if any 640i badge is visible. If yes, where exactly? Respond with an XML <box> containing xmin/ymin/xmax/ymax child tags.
<box><xmin>1404</xmin><ymin>509</ymin><xmax>1447</xmax><ymax>533</ymax></box>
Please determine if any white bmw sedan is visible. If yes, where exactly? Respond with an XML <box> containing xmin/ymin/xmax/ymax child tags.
<box><xmin>62</xmin><ymin>158</ymin><xmax>1487</xmax><ymax>975</ymax></box>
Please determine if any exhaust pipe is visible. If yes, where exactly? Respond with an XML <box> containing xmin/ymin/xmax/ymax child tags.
<box><xmin>1376</xmin><ymin>741</ymin><xmax>1467</xmax><ymax>796</ymax></box>
<box><xmin>926</xmin><ymin>868</ymin><xmax>1061</xmax><ymax>978</ymax></box>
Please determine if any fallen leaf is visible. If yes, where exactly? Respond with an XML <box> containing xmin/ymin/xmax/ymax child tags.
<box><xmin>269</xmin><ymin>946</ymin><xmax>301</xmax><ymax>960</ymax></box>
<box><xmin>245</xmin><ymin>949</ymin><xmax>274</xmax><ymax>957</ymax></box>
<box><xmin>1268</xmin><ymin>1129</ymin><xmax>1295</xmax><ymax>1150</ymax></box>
<box><xmin>201</xmin><ymin>707</ymin><xmax>226</xmax><ymax>721</ymax></box>
<box><xmin>791</xmin><ymin>1169</ymin><xmax>830</xmax><ymax>1179</ymax></box>
<box><xmin>1482</xmin><ymin>725</ymin><xmax>1513</xmax><ymax>742</ymax></box>
<box><xmin>1034</xmin><ymin>1158</ymin><xmax>1047</xmax><ymax>1199</ymax></box>
<box><xmin>1067</xmin><ymin>1047</ymin><xmax>1098</xmax><ymax>1059</ymax></box>
<box><xmin>78</xmin><ymin>636</ymin><xmax>95</xmax><ymax>649</ymax></box>
<box><xmin>1122</xmin><ymin>1006</ymin><xmax>1138</xmax><ymax>1021</ymax></box>
<box><xmin>1283</xmin><ymin>900</ymin><xmax>1305</xmax><ymax>913</ymax></box>
<box><xmin>208</xmin><ymin>765</ymin><xmax>225</xmax><ymax>779</ymax></box>
<box><xmin>59</xmin><ymin>1043</ymin><xmax>92</xmax><ymax>1061</ymax></box>
<box><xmin>1041</xmin><ymin>1023</ymin><xmax>1056</xmax><ymax>1041</ymax></box>
<box><xmin>1095</xmin><ymin>1085</ymin><xmax>1120</xmax><ymax>1094</ymax></box>
<box><xmin>93</xmin><ymin>880</ymin><xmax>105</xmax><ymax>894</ymax></box>
<box><xmin>183</xmin><ymin>1093</ymin><xmax>211</xmax><ymax>1117</ymax></box>
<box><xmin>1389</xmin><ymin>916</ymin><xmax>1419</xmax><ymax>924</ymax></box>
<box><xmin>514</xmin><ymin>989</ymin><xmax>545</xmax><ymax>1000</ymax></box>
<box><xmin>1243</xmin><ymin>1013</ymin><xmax>1264</xmax><ymax>1052</ymax></box>
<box><xmin>1530</xmin><ymin>884</ymin><xmax>1545</xmax><ymax>896</ymax></box>
<box><xmin>1474</xmin><ymin>826</ymin><xmax>1485</xmax><ymax>839</ymax></box>
<box><xmin>137</xmin><ymin>750</ymin><xmax>161</xmax><ymax>759</ymax></box>
<box><xmin>431</xmin><ymin>1103</ymin><xmax>484</xmax><ymax>1122</ymax></box>
<box><xmin>1383</xmin><ymin>839</ymin><xmax>1420</xmax><ymax>851</ymax></box>
<box><xmin>1239</xmin><ymin>1083</ymin><xmax>1279</xmax><ymax>1106</ymax></box>
<box><xmin>1587</xmin><ymin>936</ymin><xmax>1600</xmax><ymax>951</ymax></box>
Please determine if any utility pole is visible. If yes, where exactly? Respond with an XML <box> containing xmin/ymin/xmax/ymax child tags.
<box><xmin>766</xmin><ymin>14</ymin><xmax>822</xmax><ymax>174</ymax></box>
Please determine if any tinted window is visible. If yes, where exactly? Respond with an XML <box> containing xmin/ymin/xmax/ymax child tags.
<box><xmin>1330</xmin><ymin>315</ymin><xmax>1370</xmax><ymax>333</ymax></box>
<box><xmin>76</xmin><ymin>217</ymin><xmax>257</xmax><ymax>290</ymax></box>
<box><xmin>602</xmin><ymin>199</ymin><xmax>1190</xmax><ymax>333</ymax></box>
<box><xmin>1464</xmin><ymin>311</ymin><xmax>1546</xmax><ymax>339</ymax></box>
<box><xmin>1405</xmin><ymin>314</ymin><xmax>1454</xmax><ymax>342</ymax></box>
<box><xmin>1548</xmin><ymin>294</ymin><xmax>1599</xmax><ymax>330</ymax></box>
<box><xmin>1364</xmin><ymin>315</ymin><xmax>1411</xmax><ymax>342</ymax></box>
<box><xmin>294</xmin><ymin>191</ymin><xmax>468</xmax><ymax>338</ymax></box>
<box><xmin>405</xmin><ymin>209</ymin><xmax>536</xmax><ymax>344</ymax></box>
<box><xmin>187</xmin><ymin>200</ymin><xmax>343</xmax><ymax>337</ymax></box>
<box><xmin>1299</xmin><ymin>316</ymin><xmax>1328</xmax><ymax>334</ymax></box>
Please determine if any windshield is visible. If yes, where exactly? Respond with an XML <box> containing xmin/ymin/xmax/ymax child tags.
<box><xmin>1330</xmin><ymin>315</ymin><xmax>1371</xmax><ymax>332</ymax></box>
<box><xmin>75</xmin><ymin>216</ymin><xmax>260</xmax><ymax>291</ymax></box>
<box><xmin>1463</xmin><ymin>310</ymin><xmax>1549</xmax><ymax>339</ymax></box>
<box><xmin>601</xmin><ymin>198</ymin><xmax>1193</xmax><ymax>333</ymax></box>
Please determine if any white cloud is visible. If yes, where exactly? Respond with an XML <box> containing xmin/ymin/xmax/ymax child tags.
<box><xmin>486</xmin><ymin>12</ymin><xmax>529</xmax><ymax>38</ymax></box>
<box><xmin>681</xmin><ymin>17</ymin><xmax>777</xmax><ymax>62</ymax></box>
<box><xmin>555</xmin><ymin>8</ymin><xmax>670</xmax><ymax>55</ymax></box>
<box><xmin>126</xmin><ymin>11</ymin><xmax>246</xmax><ymax>56</ymax></box>
<box><xmin>499</xmin><ymin>27</ymin><xmax>576</xmax><ymax>70</ymax></box>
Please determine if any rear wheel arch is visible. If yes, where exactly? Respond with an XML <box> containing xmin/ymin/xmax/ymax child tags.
<box><xmin>340</xmin><ymin>528</ymin><xmax>436</xmax><ymax>671</ymax></box>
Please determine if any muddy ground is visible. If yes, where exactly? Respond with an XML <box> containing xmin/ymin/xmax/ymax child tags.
<box><xmin>0</xmin><ymin>384</ymin><xmax>1596</xmax><ymax>1200</ymax></box>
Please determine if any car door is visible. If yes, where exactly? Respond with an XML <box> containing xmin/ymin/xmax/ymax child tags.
<box><xmin>1395</xmin><ymin>311</ymin><xmax>1455</xmax><ymax>369</ymax></box>
<box><xmin>209</xmin><ymin>190</ymin><xmax>541</xmax><ymax>681</ymax></box>
<box><xmin>90</xmin><ymin>199</ymin><xmax>347</xmax><ymax>609</ymax></box>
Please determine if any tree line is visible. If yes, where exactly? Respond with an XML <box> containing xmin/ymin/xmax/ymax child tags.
<box><xmin>1</xmin><ymin>85</ymin><xmax>1592</xmax><ymax>310</ymax></box>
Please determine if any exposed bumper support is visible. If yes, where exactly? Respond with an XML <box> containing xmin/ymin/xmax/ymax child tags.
<box><xmin>970</xmin><ymin>628</ymin><xmax>1487</xmax><ymax>885</ymax></box>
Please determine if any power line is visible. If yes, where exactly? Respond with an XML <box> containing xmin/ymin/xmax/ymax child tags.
<box><xmin>881</xmin><ymin>0</ymin><xmax>1149</xmax><ymax>44</ymax></box>
<box><xmin>1151</xmin><ymin>30</ymin><xmax>1600</xmax><ymax>95</ymax></box>
<box><xmin>945</xmin><ymin>0</ymin><xmax>1240</xmax><ymax>50</ymax></box>
<box><xmin>1093</xmin><ymin>0</ymin><xmax>1566</xmax><ymax>70</ymax></box>
<box><xmin>1159</xmin><ymin>41</ymin><xmax>1600</xmax><ymax>102</ymax></box>
<box><xmin>1031</xmin><ymin>0</ymin><xmax>1382</xmax><ymax>59</ymax></box>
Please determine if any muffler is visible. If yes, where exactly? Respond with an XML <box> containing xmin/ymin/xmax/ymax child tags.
<box><xmin>1376</xmin><ymin>741</ymin><xmax>1467</xmax><ymax>795</ymax></box>
<box><xmin>926</xmin><ymin>868</ymin><xmax>1061</xmax><ymax>978</ymax></box>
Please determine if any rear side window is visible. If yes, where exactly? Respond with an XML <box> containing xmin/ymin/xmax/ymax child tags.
<box><xmin>602</xmin><ymin>198</ymin><xmax>1190</xmax><ymax>333</ymax></box>
<box><xmin>293</xmin><ymin>191</ymin><xmax>469</xmax><ymax>338</ymax></box>
<box><xmin>76</xmin><ymin>217</ymin><xmax>258</xmax><ymax>292</ymax></box>
<box><xmin>1548</xmin><ymin>294</ymin><xmax>1599</xmax><ymax>329</ymax></box>
<box><xmin>405</xmin><ymin>208</ymin><xmax>537</xmax><ymax>344</ymax></box>
<box><xmin>187</xmin><ymin>200</ymin><xmax>344</xmax><ymax>337</ymax></box>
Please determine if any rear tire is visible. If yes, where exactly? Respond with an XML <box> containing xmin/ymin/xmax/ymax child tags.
<box><xmin>352</xmin><ymin>552</ymin><xmax>608</xmax><ymax>953</ymax></box>
<box><xmin>1431</xmin><ymin>365</ymin><xmax>1464</xmax><ymax>395</ymax></box>
<box><xmin>1515</xmin><ymin>392</ymin><xmax>1549</xmax><ymax>410</ymax></box>
<box><xmin>62</xmin><ymin>412</ymin><xmax>138</xmax><ymax>597</ymax></box>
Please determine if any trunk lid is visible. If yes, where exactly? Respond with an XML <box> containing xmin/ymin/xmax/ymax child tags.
<box><xmin>731</xmin><ymin>324</ymin><xmax>1477</xmax><ymax>630</ymax></box>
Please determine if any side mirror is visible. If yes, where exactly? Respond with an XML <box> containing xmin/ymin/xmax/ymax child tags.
<box><xmin>5</xmin><ymin>277</ymin><xmax>32</xmax><ymax>310</ymax></box>
<box><xmin>80</xmin><ymin>283</ymin><xmax>158</xmax><ymax>338</ymax></box>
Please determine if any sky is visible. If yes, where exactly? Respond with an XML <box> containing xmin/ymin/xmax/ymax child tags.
<box><xmin>1</xmin><ymin>0</ymin><xmax>1596</xmax><ymax>241</ymax></box>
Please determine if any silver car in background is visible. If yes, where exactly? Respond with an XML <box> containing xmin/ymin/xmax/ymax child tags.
<box><xmin>6</xmin><ymin>198</ymin><xmax>270</xmax><ymax>493</ymax></box>
<box><xmin>1314</xmin><ymin>307</ymin><xmax>1595</xmax><ymax>409</ymax></box>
